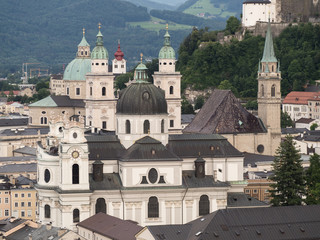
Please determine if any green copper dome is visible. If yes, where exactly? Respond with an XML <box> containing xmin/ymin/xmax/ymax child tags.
<box><xmin>91</xmin><ymin>29</ymin><xmax>109</xmax><ymax>59</ymax></box>
<box><xmin>63</xmin><ymin>58</ymin><xmax>91</xmax><ymax>81</ymax></box>
<box><xmin>159</xmin><ymin>27</ymin><xmax>175</xmax><ymax>59</ymax></box>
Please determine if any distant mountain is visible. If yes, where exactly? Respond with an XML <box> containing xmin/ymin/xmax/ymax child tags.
<box><xmin>0</xmin><ymin>0</ymin><xmax>228</xmax><ymax>75</ymax></box>
<box><xmin>129</xmin><ymin>0</ymin><xmax>174</xmax><ymax>10</ymax></box>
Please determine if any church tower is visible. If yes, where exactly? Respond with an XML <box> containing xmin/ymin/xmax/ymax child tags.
<box><xmin>85</xmin><ymin>24</ymin><xmax>117</xmax><ymax>131</ymax></box>
<box><xmin>257</xmin><ymin>19</ymin><xmax>281</xmax><ymax>155</ymax></box>
<box><xmin>112</xmin><ymin>40</ymin><xmax>126</xmax><ymax>74</ymax></box>
<box><xmin>153</xmin><ymin>25</ymin><xmax>182</xmax><ymax>133</ymax></box>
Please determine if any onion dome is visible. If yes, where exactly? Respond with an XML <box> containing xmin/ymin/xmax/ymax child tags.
<box><xmin>114</xmin><ymin>40</ymin><xmax>124</xmax><ymax>61</ymax></box>
<box><xmin>159</xmin><ymin>25</ymin><xmax>175</xmax><ymax>59</ymax></box>
<box><xmin>116</xmin><ymin>54</ymin><xmax>167</xmax><ymax>115</ymax></box>
<box><xmin>91</xmin><ymin>23</ymin><xmax>109</xmax><ymax>59</ymax></box>
<box><xmin>63</xmin><ymin>29</ymin><xmax>91</xmax><ymax>81</ymax></box>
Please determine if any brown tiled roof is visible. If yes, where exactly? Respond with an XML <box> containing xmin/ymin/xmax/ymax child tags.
<box><xmin>295</xmin><ymin>118</ymin><xmax>315</xmax><ymax>124</ymax></box>
<box><xmin>283</xmin><ymin>91</ymin><xmax>320</xmax><ymax>105</ymax></box>
<box><xmin>77</xmin><ymin>212</ymin><xmax>143</xmax><ymax>240</ymax></box>
<box><xmin>183</xmin><ymin>89</ymin><xmax>266</xmax><ymax>134</ymax></box>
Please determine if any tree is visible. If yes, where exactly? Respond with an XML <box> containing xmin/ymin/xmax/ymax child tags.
<box><xmin>225</xmin><ymin>16</ymin><xmax>241</xmax><ymax>35</ymax></box>
<box><xmin>270</xmin><ymin>136</ymin><xmax>305</xmax><ymax>206</ymax></box>
<box><xmin>194</xmin><ymin>95</ymin><xmax>205</xmax><ymax>110</ymax></box>
<box><xmin>306</xmin><ymin>154</ymin><xmax>320</xmax><ymax>205</ymax></box>
<box><xmin>281</xmin><ymin>111</ymin><xmax>294</xmax><ymax>128</ymax></box>
<box><xmin>218</xmin><ymin>80</ymin><xmax>238</xmax><ymax>96</ymax></box>
<box><xmin>37</xmin><ymin>88</ymin><xmax>50</xmax><ymax>100</ymax></box>
<box><xmin>181</xmin><ymin>99</ymin><xmax>194</xmax><ymax>114</ymax></box>
<box><xmin>310</xmin><ymin>123</ymin><xmax>318</xmax><ymax>131</ymax></box>
<box><xmin>114</xmin><ymin>72</ymin><xmax>133</xmax><ymax>90</ymax></box>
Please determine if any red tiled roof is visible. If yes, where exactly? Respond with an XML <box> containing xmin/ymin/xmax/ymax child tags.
<box><xmin>2</xmin><ymin>91</ymin><xmax>20</xmax><ymax>96</ymax></box>
<box><xmin>77</xmin><ymin>212</ymin><xmax>143</xmax><ymax>240</ymax></box>
<box><xmin>283</xmin><ymin>91</ymin><xmax>320</xmax><ymax>105</ymax></box>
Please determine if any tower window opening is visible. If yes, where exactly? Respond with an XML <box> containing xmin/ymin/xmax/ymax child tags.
<box><xmin>76</xmin><ymin>88</ymin><xmax>80</xmax><ymax>95</ymax></box>
<box><xmin>95</xmin><ymin>198</ymin><xmax>106</xmax><ymax>214</ymax></box>
<box><xmin>102</xmin><ymin>87</ymin><xmax>106</xmax><ymax>96</ymax></box>
<box><xmin>115</xmin><ymin>65</ymin><xmax>118</xmax><ymax>68</ymax></box>
<box><xmin>90</xmin><ymin>87</ymin><xmax>92</xmax><ymax>96</ymax></box>
<box><xmin>272</xmin><ymin>65</ymin><xmax>274</xmax><ymax>72</ymax></box>
<box><xmin>169</xmin><ymin>62</ymin><xmax>172</xmax><ymax>65</ymax></box>
<box><xmin>96</xmin><ymin>63</ymin><xmax>99</xmax><ymax>65</ymax></box>
<box><xmin>261</xmin><ymin>84</ymin><xmax>264</xmax><ymax>97</ymax></box>
<box><xmin>102</xmin><ymin>63</ymin><xmax>105</xmax><ymax>66</ymax></box>
<box><xmin>163</xmin><ymin>62</ymin><xmax>167</xmax><ymax>65</ymax></box>
<box><xmin>271</xmin><ymin>85</ymin><xmax>276</xmax><ymax>97</ymax></box>
<box><xmin>144</xmin><ymin>120</ymin><xmax>150</xmax><ymax>134</ymax></box>
<box><xmin>102</xmin><ymin>121</ymin><xmax>107</xmax><ymax>129</ymax></box>
<box><xmin>85</xmin><ymin>51</ymin><xmax>87</xmax><ymax>55</ymax></box>
<box><xmin>72</xmin><ymin>164</ymin><xmax>79</xmax><ymax>184</ymax></box>
<box><xmin>126</xmin><ymin>120</ymin><xmax>131</xmax><ymax>134</ymax></box>
<box><xmin>81</xmin><ymin>51</ymin><xmax>83</xmax><ymax>55</ymax></box>
<box><xmin>44</xmin><ymin>205</ymin><xmax>50</xmax><ymax>218</ymax></box>
<box><xmin>170</xmin><ymin>120</ymin><xmax>174</xmax><ymax>128</ymax></box>
<box><xmin>169</xmin><ymin>86</ymin><xmax>174</xmax><ymax>95</ymax></box>
<box><xmin>161</xmin><ymin>119</ymin><xmax>165</xmax><ymax>133</ymax></box>
<box><xmin>73</xmin><ymin>209</ymin><xmax>80</xmax><ymax>223</ymax></box>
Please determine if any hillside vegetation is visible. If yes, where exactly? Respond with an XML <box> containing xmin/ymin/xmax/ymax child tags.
<box><xmin>177</xmin><ymin>23</ymin><xmax>320</xmax><ymax>97</ymax></box>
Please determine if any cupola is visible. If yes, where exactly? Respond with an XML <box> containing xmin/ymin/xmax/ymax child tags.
<box><xmin>158</xmin><ymin>25</ymin><xmax>176</xmax><ymax>73</ymax></box>
<box><xmin>77</xmin><ymin>28</ymin><xmax>91</xmax><ymax>58</ymax></box>
<box><xmin>91</xmin><ymin>23</ymin><xmax>109</xmax><ymax>73</ymax></box>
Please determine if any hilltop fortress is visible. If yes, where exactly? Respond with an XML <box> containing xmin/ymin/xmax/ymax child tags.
<box><xmin>243</xmin><ymin>0</ymin><xmax>320</xmax><ymax>28</ymax></box>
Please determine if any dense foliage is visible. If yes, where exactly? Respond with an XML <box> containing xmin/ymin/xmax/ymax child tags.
<box><xmin>270</xmin><ymin>136</ymin><xmax>305</xmax><ymax>206</ymax></box>
<box><xmin>281</xmin><ymin>111</ymin><xmax>294</xmax><ymax>128</ymax></box>
<box><xmin>177</xmin><ymin>23</ymin><xmax>320</xmax><ymax>97</ymax></box>
<box><xmin>306</xmin><ymin>154</ymin><xmax>320</xmax><ymax>205</ymax></box>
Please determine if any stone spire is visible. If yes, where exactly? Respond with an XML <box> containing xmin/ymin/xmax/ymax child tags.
<box><xmin>261</xmin><ymin>19</ymin><xmax>277</xmax><ymax>63</ymax></box>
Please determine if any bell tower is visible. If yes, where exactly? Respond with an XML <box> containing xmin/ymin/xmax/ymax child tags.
<box><xmin>85</xmin><ymin>23</ymin><xmax>117</xmax><ymax>131</ymax></box>
<box><xmin>257</xmin><ymin>19</ymin><xmax>281</xmax><ymax>155</ymax></box>
<box><xmin>153</xmin><ymin>25</ymin><xmax>182</xmax><ymax>133</ymax></box>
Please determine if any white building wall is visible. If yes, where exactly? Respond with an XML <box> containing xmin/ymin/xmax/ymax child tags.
<box><xmin>112</xmin><ymin>59</ymin><xmax>126</xmax><ymax>74</ymax></box>
<box><xmin>242</xmin><ymin>1</ymin><xmax>276</xmax><ymax>27</ymax></box>
<box><xmin>282</xmin><ymin>103</ymin><xmax>310</xmax><ymax>121</ymax></box>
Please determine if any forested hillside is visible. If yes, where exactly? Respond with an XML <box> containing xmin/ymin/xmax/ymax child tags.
<box><xmin>177</xmin><ymin>23</ymin><xmax>320</xmax><ymax>97</ymax></box>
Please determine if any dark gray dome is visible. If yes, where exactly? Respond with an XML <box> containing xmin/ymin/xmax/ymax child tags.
<box><xmin>116</xmin><ymin>83</ymin><xmax>167</xmax><ymax>115</ymax></box>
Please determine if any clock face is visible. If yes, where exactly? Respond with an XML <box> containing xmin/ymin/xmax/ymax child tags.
<box><xmin>72</xmin><ymin>151</ymin><xmax>79</xmax><ymax>159</ymax></box>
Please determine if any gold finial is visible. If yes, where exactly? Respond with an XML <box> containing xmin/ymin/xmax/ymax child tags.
<box><xmin>166</xmin><ymin>23</ymin><xmax>168</xmax><ymax>30</ymax></box>
<box><xmin>98</xmin><ymin>22</ymin><xmax>101</xmax><ymax>30</ymax></box>
<box><xmin>83</xmin><ymin>28</ymin><xmax>85</xmax><ymax>36</ymax></box>
<box><xmin>118</xmin><ymin>39</ymin><xmax>120</xmax><ymax>45</ymax></box>
<box><xmin>140</xmin><ymin>53</ymin><xmax>143</xmax><ymax>63</ymax></box>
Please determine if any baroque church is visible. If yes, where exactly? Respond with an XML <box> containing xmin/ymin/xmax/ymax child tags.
<box><xmin>35</xmin><ymin>21</ymin><xmax>279</xmax><ymax>230</ymax></box>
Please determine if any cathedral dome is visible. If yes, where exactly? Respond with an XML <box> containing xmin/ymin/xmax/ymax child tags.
<box><xmin>91</xmin><ymin>29</ymin><xmax>109</xmax><ymax>59</ymax></box>
<box><xmin>63</xmin><ymin>58</ymin><xmax>91</xmax><ymax>81</ymax></box>
<box><xmin>116</xmin><ymin>83</ymin><xmax>167</xmax><ymax>115</ymax></box>
<box><xmin>158</xmin><ymin>27</ymin><xmax>175</xmax><ymax>59</ymax></box>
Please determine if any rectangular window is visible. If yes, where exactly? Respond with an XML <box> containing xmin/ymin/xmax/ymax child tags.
<box><xmin>27</xmin><ymin>210</ymin><xmax>32</xmax><ymax>217</ymax></box>
<box><xmin>15</xmin><ymin>202</ymin><xmax>18</xmax><ymax>207</ymax></box>
<box><xmin>5</xmin><ymin>210</ymin><xmax>9</xmax><ymax>216</ymax></box>
<box><xmin>28</xmin><ymin>193</ymin><xmax>31</xmax><ymax>198</ymax></box>
<box><xmin>4</xmin><ymin>192</ymin><xmax>8</xmax><ymax>194</ymax></box>
<box><xmin>67</xmin><ymin>88</ymin><xmax>69</xmax><ymax>95</ymax></box>
<box><xmin>21</xmin><ymin>193</ymin><xmax>25</xmax><ymax>198</ymax></box>
<box><xmin>121</xmin><ymin>65</ymin><xmax>124</xmax><ymax>68</ymax></box>
<box><xmin>76</xmin><ymin>88</ymin><xmax>80</xmax><ymax>95</ymax></box>
<box><xmin>21</xmin><ymin>211</ymin><xmax>25</xmax><ymax>217</ymax></box>
<box><xmin>253</xmin><ymin>189</ymin><xmax>258</xmax><ymax>193</ymax></box>
<box><xmin>245</xmin><ymin>189</ymin><xmax>250</xmax><ymax>193</ymax></box>
<box><xmin>5</xmin><ymin>198</ymin><xmax>8</xmax><ymax>204</ymax></box>
<box><xmin>115</xmin><ymin>65</ymin><xmax>118</xmax><ymax>68</ymax></box>
<box><xmin>28</xmin><ymin>202</ymin><xmax>31</xmax><ymax>207</ymax></box>
<box><xmin>102</xmin><ymin>121</ymin><xmax>107</xmax><ymax>129</ymax></box>
<box><xmin>15</xmin><ymin>194</ymin><xmax>18</xmax><ymax>198</ymax></box>
<box><xmin>21</xmin><ymin>202</ymin><xmax>25</xmax><ymax>207</ymax></box>
<box><xmin>170</xmin><ymin>120</ymin><xmax>174</xmax><ymax>128</ymax></box>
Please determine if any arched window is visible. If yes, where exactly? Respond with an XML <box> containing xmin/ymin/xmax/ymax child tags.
<box><xmin>271</xmin><ymin>84</ymin><xmax>276</xmax><ymax>97</ymax></box>
<box><xmin>148</xmin><ymin>197</ymin><xmax>159</xmax><ymax>218</ymax></box>
<box><xmin>169</xmin><ymin>86</ymin><xmax>174</xmax><ymax>95</ymax></box>
<box><xmin>90</xmin><ymin>87</ymin><xmax>92</xmax><ymax>96</ymax></box>
<box><xmin>261</xmin><ymin>84</ymin><xmax>264</xmax><ymax>97</ymax></box>
<box><xmin>44</xmin><ymin>169</ymin><xmax>50</xmax><ymax>183</ymax></box>
<box><xmin>199</xmin><ymin>195</ymin><xmax>209</xmax><ymax>216</ymax></box>
<box><xmin>73</xmin><ymin>209</ymin><xmax>80</xmax><ymax>223</ymax></box>
<box><xmin>44</xmin><ymin>204</ymin><xmax>50</xmax><ymax>218</ymax></box>
<box><xmin>126</xmin><ymin>120</ymin><xmax>131</xmax><ymax>134</ymax></box>
<box><xmin>41</xmin><ymin>117</ymin><xmax>47</xmax><ymax>125</ymax></box>
<box><xmin>102</xmin><ymin>87</ymin><xmax>106</xmax><ymax>96</ymax></box>
<box><xmin>95</xmin><ymin>198</ymin><xmax>106</xmax><ymax>214</ymax></box>
<box><xmin>72</xmin><ymin>164</ymin><xmax>79</xmax><ymax>184</ymax></box>
<box><xmin>144</xmin><ymin>120</ymin><xmax>150</xmax><ymax>134</ymax></box>
<box><xmin>272</xmin><ymin>65</ymin><xmax>274</xmax><ymax>72</ymax></box>
<box><xmin>161</xmin><ymin>119</ymin><xmax>164</xmax><ymax>133</ymax></box>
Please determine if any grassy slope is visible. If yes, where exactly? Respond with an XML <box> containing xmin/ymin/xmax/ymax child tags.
<box><xmin>128</xmin><ymin>16</ymin><xmax>193</xmax><ymax>32</ymax></box>
<box><xmin>183</xmin><ymin>0</ymin><xmax>237</xmax><ymax>18</ymax></box>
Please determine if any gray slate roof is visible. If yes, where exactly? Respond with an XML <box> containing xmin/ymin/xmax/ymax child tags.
<box><xmin>0</xmin><ymin>127</ymin><xmax>49</xmax><ymax>137</ymax></box>
<box><xmin>282</xmin><ymin>128</ymin><xmax>309</xmax><ymax>135</ymax></box>
<box><xmin>6</xmin><ymin>224</ymin><xmax>64</xmax><ymax>240</ymax></box>
<box><xmin>0</xmin><ymin>163</ymin><xmax>37</xmax><ymax>173</ymax></box>
<box><xmin>168</xmin><ymin>134</ymin><xmax>243</xmax><ymax>158</ymax></box>
<box><xmin>13</xmin><ymin>146</ymin><xmax>36</xmax><ymax>156</ymax></box>
<box><xmin>121</xmin><ymin>136</ymin><xmax>181</xmax><ymax>162</ymax></box>
<box><xmin>0</xmin><ymin>156</ymin><xmax>35</xmax><ymax>162</ymax></box>
<box><xmin>183</xmin><ymin>171</ymin><xmax>229</xmax><ymax>188</ymax></box>
<box><xmin>243</xmin><ymin>152</ymin><xmax>274</xmax><ymax>167</ymax></box>
<box><xmin>227</xmin><ymin>192</ymin><xmax>268</xmax><ymax>207</ymax></box>
<box><xmin>0</xmin><ymin>118</ymin><xmax>28</xmax><ymax>127</ymax></box>
<box><xmin>0</xmin><ymin>218</ymin><xmax>26</xmax><ymax>233</ymax></box>
<box><xmin>89</xmin><ymin>173</ymin><xmax>122</xmax><ymax>191</ymax></box>
<box><xmin>183</xmin><ymin>90</ymin><xmax>266</xmax><ymax>134</ymax></box>
<box><xmin>181</xmin><ymin>114</ymin><xmax>195</xmax><ymax>124</ymax></box>
<box><xmin>147</xmin><ymin>205</ymin><xmax>320</xmax><ymax>240</ymax></box>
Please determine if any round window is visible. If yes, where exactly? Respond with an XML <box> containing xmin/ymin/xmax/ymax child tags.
<box><xmin>73</xmin><ymin>132</ymin><xmax>78</xmax><ymax>139</ymax></box>
<box><xmin>257</xmin><ymin>144</ymin><xmax>264</xmax><ymax>153</ymax></box>
<box><xmin>44</xmin><ymin>169</ymin><xmax>50</xmax><ymax>183</ymax></box>
<box><xmin>142</xmin><ymin>91</ymin><xmax>150</xmax><ymax>100</ymax></box>
<box><xmin>59</xmin><ymin>127</ymin><xmax>63</xmax><ymax>133</ymax></box>
<box><xmin>148</xmin><ymin>168</ymin><xmax>158</xmax><ymax>184</ymax></box>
